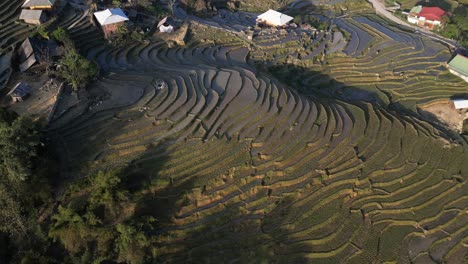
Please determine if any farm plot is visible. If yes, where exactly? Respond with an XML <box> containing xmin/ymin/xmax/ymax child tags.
<box><xmin>47</xmin><ymin>33</ymin><xmax>468</xmax><ymax>263</ymax></box>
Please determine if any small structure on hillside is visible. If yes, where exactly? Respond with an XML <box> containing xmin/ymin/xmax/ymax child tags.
<box><xmin>157</xmin><ymin>17</ymin><xmax>175</xmax><ymax>33</ymax></box>
<box><xmin>256</xmin><ymin>9</ymin><xmax>293</xmax><ymax>27</ymax></box>
<box><xmin>94</xmin><ymin>8</ymin><xmax>129</xmax><ymax>39</ymax></box>
<box><xmin>447</xmin><ymin>54</ymin><xmax>468</xmax><ymax>82</ymax></box>
<box><xmin>17</xmin><ymin>37</ymin><xmax>59</xmax><ymax>72</ymax></box>
<box><xmin>451</xmin><ymin>99</ymin><xmax>468</xmax><ymax>109</ymax></box>
<box><xmin>22</xmin><ymin>0</ymin><xmax>58</xmax><ymax>10</ymax></box>
<box><xmin>407</xmin><ymin>5</ymin><xmax>447</xmax><ymax>30</ymax></box>
<box><xmin>19</xmin><ymin>9</ymin><xmax>47</xmax><ymax>25</ymax></box>
<box><xmin>8</xmin><ymin>82</ymin><xmax>32</xmax><ymax>103</ymax></box>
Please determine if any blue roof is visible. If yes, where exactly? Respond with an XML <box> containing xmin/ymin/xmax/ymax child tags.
<box><xmin>8</xmin><ymin>82</ymin><xmax>32</xmax><ymax>97</ymax></box>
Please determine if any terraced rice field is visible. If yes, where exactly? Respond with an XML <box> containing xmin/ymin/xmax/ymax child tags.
<box><xmin>249</xmin><ymin>8</ymin><xmax>467</xmax><ymax>111</ymax></box>
<box><xmin>0</xmin><ymin>0</ymin><xmax>33</xmax><ymax>90</ymax></box>
<box><xmin>47</xmin><ymin>37</ymin><xmax>468</xmax><ymax>262</ymax></box>
<box><xmin>2</xmin><ymin>0</ymin><xmax>465</xmax><ymax>262</ymax></box>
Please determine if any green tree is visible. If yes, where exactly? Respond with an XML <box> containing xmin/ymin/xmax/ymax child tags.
<box><xmin>58</xmin><ymin>49</ymin><xmax>98</xmax><ymax>90</ymax></box>
<box><xmin>0</xmin><ymin>116</ymin><xmax>41</xmax><ymax>182</ymax></box>
<box><xmin>51</xmin><ymin>27</ymin><xmax>73</xmax><ymax>47</ymax></box>
<box><xmin>115</xmin><ymin>223</ymin><xmax>150</xmax><ymax>263</ymax></box>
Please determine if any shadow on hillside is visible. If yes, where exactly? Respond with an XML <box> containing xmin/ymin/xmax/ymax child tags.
<box><xmin>256</xmin><ymin>60</ymin><xmax>466</xmax><ymax>143</ymax></box>
<box><xmin>131</xmin><ymin>157</ymin><xmax>311</xmax><ymax>262</ymax></box>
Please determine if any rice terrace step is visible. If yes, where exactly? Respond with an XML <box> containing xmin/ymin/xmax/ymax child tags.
<box><xmin>0</xmin><ymin>0</ymin><xmax>467</xmax><ymax>263</ymax></box>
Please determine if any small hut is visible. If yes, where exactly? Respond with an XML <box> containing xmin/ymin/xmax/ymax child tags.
<box><xmin>256</xmin><ymin>9</ymin><xmax>293</xmax><ymax>27</ymax></box>
<box><xmin>19</xmin><ymin>9</ymin><xmax>47</xmax><ymax>25</ymax></box>
<box><xmin>447</xmin><ymin>54</ymin><xmax>468</xmax><ymax>82</ymax></box>
<box><xmin>17</xmin><ymin>37</ymin><xmax>59</xmax><ymax>72</ymax></box>
<box><xmin>8</xmin><ymin>82</ymin><xmax>32</xmax><ymax>103</ymax></box>
<box><xmin>22</xmin><ymin>0</ymin><xmax>58</xmax><ymax>10</ymax></box>
<box><xmin>451</xmin><ymin>99</ymin><xmax>468</xmax><ymax>110</ymax></box>
<box><xmin>94</xmin><ymin>8</ymin><xmax>129</xmax><ymax>39</ymax></box>
<box><xmin>157</xmin><ymin>17</ymin><xmax>175</xmax><ymax>33</ymax></box>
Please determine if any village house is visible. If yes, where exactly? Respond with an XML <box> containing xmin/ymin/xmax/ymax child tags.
<box><xmin>17</xmin><ymin>37</ymin><xmax>59</xmax><ymax>72</ymax></box>
<box><xmin>407</xmin><ymin>5</ymin><xmax>447</xmax><ymax>30</ymax></box>
<box><xmin>94</xmin><ymin>8</ymin><xmax>129</xmax><ymax>39</ymax></box>
<box><xmin>22</xmin><ymin>0</ymin><xmax>57</xmax><ymax>10</ymax></box>
<box><xmin>451</xmin><ymin>99</ymin><xmax>468</xmax><ymax>110</ymax></box>
<box><xmin>19</xmin><ymin>9</ymin><xmax>47</xmax><ymax>25</ymax></box>
<box><xmin>8</xmin><ymin>82</ymin><xmax>32</xmax><ymax>103</ymax></box>
<box><xmin>256</xmin><ymin>9</ymin><xmax>293</xmax><ymax>27</ymax></box>
<box><xmin>447</xmin><ymin>54</ymin><xmax>468</xmax><ymax>82</ymax></box>
<box><xmin>157</xmin><ymin>17</ymin><xmax>175</xmax><ymax>33</ymax></box>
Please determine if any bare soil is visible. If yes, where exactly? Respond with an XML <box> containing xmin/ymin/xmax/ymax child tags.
<box><xmin>419</xmin><ymin>101</ymin><xmax>468</xmax><ymax>133</ymax></box>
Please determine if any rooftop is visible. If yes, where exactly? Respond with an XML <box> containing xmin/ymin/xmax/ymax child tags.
<box><xmin>94</xmin><ymin>8</ymin><xmax>129</xmax><ymax>26</ymax></box>
<box><xmin>418</xmin><ymin>6</ymin><xmax>447</xmax><ymax>21</ymax></box>
<box><xmin>22</xmin><ymin>0</ymin><xmax>56</xmax><ymax>8</ymax></box>
<box><xmin>8</xmin><ymin>82</ymin><xmax>32</xmax><ymax>98</ymax></box>
<box><xmin>19</xmin><ymin>9</ymin><xmax>44</xmax><ymax>21</ymax></box>
<box><xmin>448</xmin><ymin>54</ymin><xmax>468</xmax><ymax>77</ymax></box>
<box><xmin>257</xmin><ymin>9</ymin><xmax>293</xmax><ymax>26</ymax></box>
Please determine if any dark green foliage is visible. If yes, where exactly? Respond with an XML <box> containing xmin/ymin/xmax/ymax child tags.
<box><xmin>438</xmin><ymin>4</ymin><xmax>468</xmax><ymax>47</ymax></box>
<box><xmin>48</xmin><ymin>170</ymin><xmax>156</xmax><ymax>263</ymax></box>
<box><xmin>51</xmin><ymin>27</ymin><xmax>73</xmax><ymax>47</ymax></box>
<box><xmin>0</xmin><ymin>116</ymin><xmax>41</xmax><ymax>182</ymax></box>
<box><xmin>58</xmin><ymin>49</ymin><xmax>98</xmax><ymax>90</ymax></box>
<box><xmin>0</xmin><ymin>109</ymin><xmax>55</xmax><ymax>263</ymax></box>
<box><xmin>0</xmin><ymin>112</ymin><xmax>44</xmax><ymax>237</ymax></box>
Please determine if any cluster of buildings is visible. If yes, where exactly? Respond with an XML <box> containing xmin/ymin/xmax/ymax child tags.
<box><xmin>406</xmin><ymin>5</ymin><xmax>447</xmax><ymax>30</ymax></box>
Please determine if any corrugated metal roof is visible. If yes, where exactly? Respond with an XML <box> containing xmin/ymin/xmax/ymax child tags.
<box><xmin>157</xmin><ymin>17</ymin><xmax>174</xmax><ymax>28</ymax></box>
<box><xmin>410</xmin><ymin>5</ymin><xmax>422</xmax><ymax>14</ymax></box>
<box><xmin>22</xmin><ymin>0</ymin><xmax>56</xmax><ymax>8</ymax></box>
<box><xmin>257</xmin><ymin>9</ymin><xmax>293</xmax><ymax>26</ymax></box>
<box><xmin>94</xmin><ymin>8</ymin><xmax>129</xmax><ymax>26</ymax></box>
<box><xmin>451</xmin><ymin>99</ymin><xmax>468</xmax><ymax>109</ymax></box>
<box><xmin>18</xmin><ymin>38</ymin><xmax>35</xmax><ymax>62</ymax></box>
<box><xmin>19</xmin><ymin>55</ymin><xmax>38</xmax><ymax>72</ymax></box>
<box><xmin>448</xmin><ymin>54</ymin><xmax>468</xmax><ymax>77</ymax></box>
<box><xmin>19</xmin><ymin>9</ymin><xmax>43</xmax><ymax>21</ymax></box>
<box><xmin>17</xmin><ymin>38</ymin><xmax>59</xmax><ymax>71</ymax></box>
<box><xmin>418</xmin><ymin>6</ymin><xmax>446</xmax><ymax>21</ymax></box>
<box><xmin>8</xmin><ymin>82</ymin><xmax>32</xmax><ymax>97</ymax></box>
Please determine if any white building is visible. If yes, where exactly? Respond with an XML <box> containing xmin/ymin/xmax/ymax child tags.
<box><xmin>157</xmin><ymin>17</ymin><xmax>174</xmax><ymax>33</ymax></box>
<box><xmin>451</xmin><ymin>99</ymin><xmax>468</xmax><ymax>110</ymax></box>
<box><xmin>256</xmin><ymin>9</ymin><xmax>293</xmax><ymax>27</ymax></box>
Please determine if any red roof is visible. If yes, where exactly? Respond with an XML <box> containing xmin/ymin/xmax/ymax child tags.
<box><xmin>418</xmin><ymin>6</ymin><xmax>447</xmax><ymax>21</ymax></box>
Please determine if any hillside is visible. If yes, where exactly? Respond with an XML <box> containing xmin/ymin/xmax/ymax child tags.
<box><xmin>0</xmin><ymin>0</ymin><xmax>467</xmax><ymax>263</ymax></box>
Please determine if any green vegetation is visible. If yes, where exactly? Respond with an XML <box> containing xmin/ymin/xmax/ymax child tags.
<box><xmin>51</xmin><ymin>27</ymin><xmax>98</xmax><ymax>90</ymax></box>
<box><xmin>438</xmin><ymin>4</ymin><xmax>468</xmax><ymax>47</ymax></box>
<box><xmin>1</xmin><ymin>0</ymin><xmax>467</xmax><ymax>263</ymax></box>
<box><xmin>51</xmin><ymin>27</ymin><xmax>73</xmax><ymax>47</ymax></box>
<box><xmin>58</xmin><ymin>50</ymin><xmax>98</xmax><ymax>90</ymax></box>
<box><xmin>0</xmin><ymin>108</ymin><xmax>54</xmax><ymax>262</ymax></box>
<box><xmin>48</xmin><ymin>170</ymin><xmax>156</xmax><ymax>263</ymax></box>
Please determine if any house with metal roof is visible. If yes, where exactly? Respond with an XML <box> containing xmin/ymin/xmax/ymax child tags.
<box><xmin>22</xmin><ymin>0</ymin><xmax>57</xmax><ymax>10</ymax></box>
<box><xmin>19</xmin><ymin>9</ymin><xmax>47</xmax><ymax>25</ymax></box>
<box><xmin>407</xmin><ymin>5</ymin><xmax>447</xmax><ymax>30</ymax></box>
<box><xmin>94</xmin><ymin>8</ymin><xmax>129</xmax><ymax>39</ymax></box>
<box><xmin>8</xmin><ymin>82</ymin><xmax>32</xmax><ymax>102</ymax></box>
<box><xmin>157</xmin><ymin>17</ymin><xmax>175</xmax><ymax>33</ymax></box>
<box><xmin>256</xmin><ymin>9</ymin><xmax>293</xmax><ymax>27</ymax></box>
<box><xmin>17</xmin><ymin>37</ymin><xmax>59</xmax><ymax>72</ymax></box>
<box><xmin>447</xmin><ymin>54</ymin><xmax>468</xmax><ymax>82</ymax></box>
<box><xmin>451</xmin><ymin>99</ymin><xmax>468</xmax><ymax>109</ymax></box>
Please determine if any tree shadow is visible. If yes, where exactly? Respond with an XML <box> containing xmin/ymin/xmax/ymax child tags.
<box><xmin>415</xmin><ymin>0</ymin><xmax>454</xmax><ymax>12</ymax></box>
